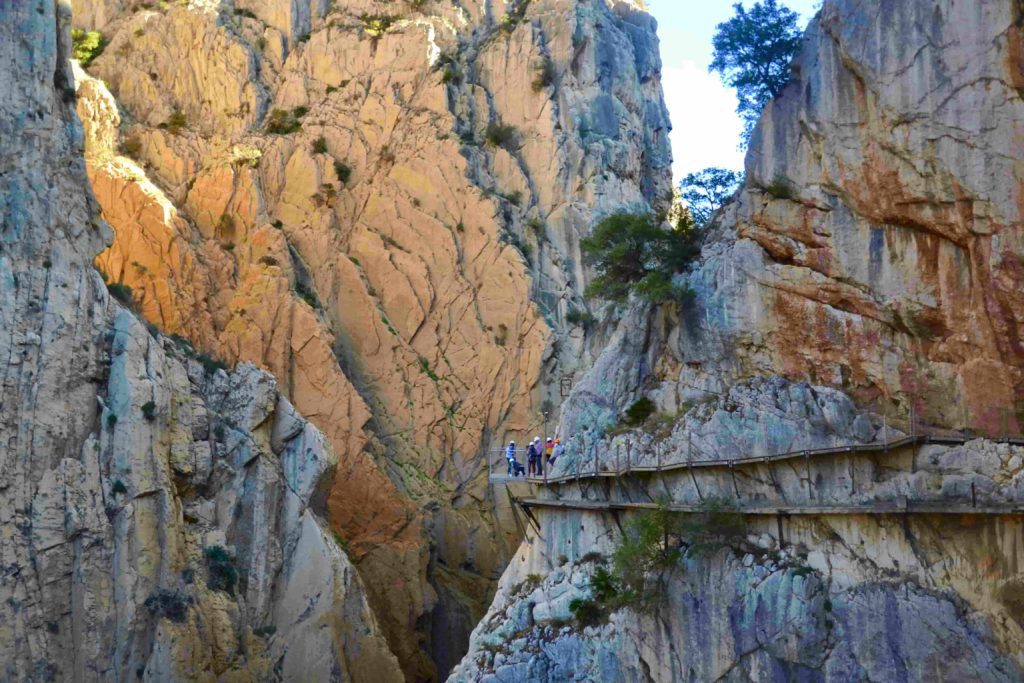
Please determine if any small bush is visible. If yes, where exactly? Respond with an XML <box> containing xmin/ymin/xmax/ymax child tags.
<box><xmin>234</xmin><ymin>7</ymin><xmax>257</xmax><ymax>19</ymax></box>
<box><xmin>485</xmin><ymin>122</ymin><xmax>517</xmax><ymax>149</ymax></box>
<box><xmin>197</xmin><ymin>352</ymin><xmax>228</xmax><ymax>376</ymax></box>
<box><xmin>568</xmin><ymin>597</ymin><xmax>605</xmax><ymax>628</ymax></box>
<box><xmin>578</xmin><ymin>551</ymin><xmax>606</xmax><ymax>565</ymax></box>
<box><xmin>259</xmin><ymin>255</ymin><xmax>278</xmax><ymax>267</ymax></box>
<box><xmin>141</xmin><ymin>401</ymin><xmax>156</xmax><ymax>421</ymax></box>
<box><xmin>334</xmin><ymin>161</ymin><xmax>351</xmax><ymax>184</ymax></box>
<box><xmin>312</xmin><ymin>136</ymin><xmax>328</xmax><ymax>154</ymax></box>
<box><xmin>107</xmin><ymin>414</ymin><xmax>118</xmax><ymax>429</ymax></box>
<box><xmin>764</xmin><ymin>174</ymin><xmax>795</xmax><ymax>200</ymax></box>
<box><xmin>566</xmin><ymin>307</ymin><xmax>596</xmax><ymax>327</ymax></box>
<box><xmin>362</xmin><ymin>14</ymin><xmax>395</xmax><ymax>39</ymax></box>
<box><xmin>119</xmin><ymin>136</ymin><xmax>143</xmax><ymax>158</ymax></box>
<box><xmin>623</xmin><ymin>397</ymin><xmax>656</xmax><ymax>427</ymax></box>
<box><xmin>144</xmin><ymin>590</ymin><xmax>190</xmax><ymax>623</ymax></box>
<box><xmin>532</xmin><ymin>57</ymin><xmax>555</xmax><ymax>92</ymax></box>
<box><xmin>500</xmin><ymin>0</ymin><xmax>531</xmax><ymax>32</ymax></box>
<box><xmin>111</xmin><ymin>479</ymin><xmax>127</xmax><ymax>495</ymax></box>
<box><xmin>272</xmin><ymin>220</ymin><xmax>284</xmax><ymax>229</ymax></box>
<box><xmin>43</xmin><ymin>259</ymin><xmax>52</xmax><ymax>269</ymax></box>
<box><xmin>265</xmin><ymin>108</ymin><xmax>302</xmax><ymax>135</ymax></box>
<box><xmin>71</xmin><ymin>29</ymin><xmax>106</xmax><ymax>67</ymax></box>
<box><xmin>203</xmin><ymin>545</ymin><xmax>238</xmax><ymax>595</ymax></box>
<box><xmin>162</xmin><ymin>109</ymin><xmax>187</xmax><ymax>135</ymax></box>
<box><xmin>253</xmin><ymin>625</ymin><xmax>277</xmax><ymax>638</ymax></box>
<box><xmin>106</xmin><ymin>281</ymin><xmax>134</xmax><ymax>307</ymax></box>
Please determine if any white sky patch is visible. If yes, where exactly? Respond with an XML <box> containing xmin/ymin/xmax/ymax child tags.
<box><xmin>663</xmin><ymin>61</ymin><xmax>746</xmax><ymax>183</ymax></box>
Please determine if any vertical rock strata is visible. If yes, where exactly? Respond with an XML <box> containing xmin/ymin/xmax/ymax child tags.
<box><xmin>0</xmin><ymin>1</ymin><xmax>398</xmax><ymax>680</ymax></box>
<box><xmin>455</xmin><ymin>0</ymin><xmax>1024</xmax><ymax>680</ymax></box>
<box><xmin>66</xmin><ymin>0</ymin><xmax>671</xmax><ymax>676</ymax></box>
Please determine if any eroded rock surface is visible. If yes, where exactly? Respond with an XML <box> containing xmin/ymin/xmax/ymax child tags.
<box><xmin>0</xmin><ymin>2</ymin><xmax>397</xmax><ymax>680</ymax></box>
<box><xmin>67</xmin><ymin>0</ymin><xmax>671</xmax><ymax>675</ymax></box>
<box><xmin>455</xmin><ymin>0</ymin><xmax>1024</xmax><ymax>680</ymax></box>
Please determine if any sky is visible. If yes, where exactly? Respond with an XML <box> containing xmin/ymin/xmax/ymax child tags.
<box><xmin>646</xmin><ymin>0</ymin><xmax>821</xmax><ymax>182</ymax></box>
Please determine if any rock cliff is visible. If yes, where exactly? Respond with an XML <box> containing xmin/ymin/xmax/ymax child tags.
<box><xmin>454</xmin><ymin>0</ymin><xmax>1024</xmax><ymax>680</ymax></box>
<box><xmin>0</xmin><ymin>1</ymin><xmax>398</xmax><ymax>680</ymax></box>
<box><xmin>64</xmin><ymin>0</ymin><xmax>671</xmax><ymax>677</ymax></box>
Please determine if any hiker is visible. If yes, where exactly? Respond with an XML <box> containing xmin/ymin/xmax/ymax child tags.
<box><xmin>527</xmin><ymin>438</ymin><xmax>540</xmax><ymax>476</ymax></box>
<box><xmin>544</xmin><ymin>437</ymin><xmax>554</xmax><ymax>471</ymax></box>
<box><xmin>551</xmin><ymin>438</ymin><xmax>564</xmax><ymax>466</ymax></box>
<box><xmin>506</xmin><ymin>440</ymin><xmax>517</xmax><ymax>476</ymax></box>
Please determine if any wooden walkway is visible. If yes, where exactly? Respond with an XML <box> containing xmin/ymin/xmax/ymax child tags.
<box><xmin>518</xmin><ymin>497</ymin><xmax>1024</xmax><ymax>516</ymax></box>
<box><xmin>516</xmin><ymin>433</ymin><xmax>1024</xmax><ymax>486</ymax></box>
<box><xmin>486</xmin><ymin>431</ymin><xmax>1024</xmax><ymax>520</ymax></box>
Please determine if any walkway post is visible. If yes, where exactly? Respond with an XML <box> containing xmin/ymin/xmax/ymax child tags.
<box><xmin>487</xmin><ymin>449</ymin><xmax>492</xmax><ymax>482</ymax></box>
<box><xmin>626</xmin><ymin>439</ymin><xmax>631</xmax><ymax>473</ymax></box>
<box><xmin>656</xmin><ymin>442</ymin><xmax>661</xmax><ymax>473</ymax></box>
<box><xmin>615</xmin><ymin>443</ymin><xmax>620</xmax><ymax>475</ymax></box>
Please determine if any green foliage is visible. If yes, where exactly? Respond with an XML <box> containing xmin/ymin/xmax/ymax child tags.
<box><xmin>141</xmin><ymin>401</ymin><xmax>156</xmax><ymax>421</ymax></box>
<box><xmin>295</xmin><ymin>282</ymin><xmax>320</xmax><ymax>310</ymax></box>
<box><xmin>578</xmin><ymin>551</ymin><xmax>606</xmax><ymax>565</ymax></box>
<box><xmin>565</xmin><ymin>307</ymin><xmax>596</xmax><ymax>327</ymax></box>
<box><xmin>362</xmin><ymin>14</ymin><xmax>395</xmax><ymax>38</ymax></box>
<box><xmin>484</xmin><ymin>122</ymin><xmax>518</xmax><ymax>149</ymax></box>
<box><xmin>259</xmin><ymin>255</ymin><xmax>278</xmax><ymax>267</ymax></box>
<box><xmin>144</xmin><ymin>590</ymin><xmax>190</xmax><ymax>623</ymax></box>
<box><xmin>710</xmin><ymin>0</ymin><xmax>803</xmax><ymax>145</ymax></box>
<box><xmin>532</xmin><ymin>57</ymin><xmax>555</xmax><ymax>92</ymax></box>
<box><xmin>160</xmin><ymin>108</ymin><xmax>187</xmax><ymax>135</ymax></box>
<box><xmin>574</xmin><ymin>501</ymin><xmax>747</xmax><ymax>619</ymax></box>
<box><xmin>568</xmin><ymin>597</ymin><xmax>605</xmax><ymax>628</ymax></box>
<box><xmin>500</xmin><ymin>0</ymin><xmax>531</xmax><ymax>32</ymax></box>
<box><xmin>71</xmin><ymin>29</ymin><xmax>106</xmax><ymax>67</ymax></box>
<box><xmin>580</xmin><ymin>212</ymin><xmax>701</xmax><ymax>304</ymax></box>
<box><xmin>253</xmin><ymin>625</ymin><xmax>277</xmax><ymax>638</ymax></box>
<box><xmin>197</xmin><ymin>352</ymin><xmax>227</xmax><ymax>376</ymax></box>
<box><xmin>234</xmin><ymin>7</ymin><xmax>257</xmax><ymax>19</ymax></box>
<box><xmin>265</xmin><ymin>108</ymin><xmax>302</xmax><ymax>135</ymax></box>
<box><xmin>106</xmin><ymin>281</ymin><xmax>135</xmax><ymax>307</ymax></box>
<box><xmin>203</xmin><ymin>545</ymin><xmax>238</xmax><ymax>595</ymax></box>
<box><xmin>680</xmin><ymin>167</ymin><xmax>744</xmax><ymax>226</ymax></box>
<box><xmin>764</xmin><ymin>174</ymin><xmax>796</xmax><ymax>200</ymax></box>
<box><xmin>623</xmin><ymin>397</ymin><xmax>656</xmax><ymax>427</ymax></box>
<box><xmin>119</xmin><ymin>136</ymin><xmax>143</xmax><ymax>158</ymax></box>
<box><xmin>334</xmin><ymin>160</ymin><xmax>351</xmax><ymax>184</ymax></box>
<box><xmin>111</xmin><ymin>479</ymin><xmax>128</xmax><ymax>495</ymax></box>
<box><xmin>312</xmin><ymin>136</ymin><xmax>328</xmax><ymax>154</ymax></box>
<box><xmin>417</xmin><ymin>355</ymin><xmax>439</xmax><ymax>382</ymax></box>
<box><xmin>107</xmin><ymin>414</ymin><xmax>118</xmax><ymax>429</ymax></box>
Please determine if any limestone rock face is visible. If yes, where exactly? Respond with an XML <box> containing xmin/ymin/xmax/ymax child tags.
<box><xmin>67</xmin><ymin>0</ymin><xmax>671</xmax><ymax>676</ymax></box>
<box><xmin>454</xmin><ymin>0</ymin><xmax>1024</xmax><ymax>680</ymax></box>
<box><xmin>0</xmin><ymin>2</ymin><xmax>397</xmax><ymax>680</ymax></box>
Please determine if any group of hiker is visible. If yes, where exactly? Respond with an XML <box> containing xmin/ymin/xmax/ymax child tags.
<box><xmin>505</xmin><ymin>437</ymin><xmax>564</xmax><ymax>477</ymax></box>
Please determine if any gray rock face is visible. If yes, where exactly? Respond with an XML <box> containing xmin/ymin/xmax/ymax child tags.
<box><xmin>0</xmin><ymin>2</ymin><xmax>398</xmax><ymax>679</ymax></box>
<box><xmin>453</xmin><ymin>0</ymin><xmax>1024</xmax><ymax>679</ymax></box>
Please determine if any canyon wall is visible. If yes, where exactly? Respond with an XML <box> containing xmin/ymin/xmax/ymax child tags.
<box><xmin>455</xmin><ymin>0</ymin><xmax>1024</xmax><ymax>679</ymax></box>
<box><xmin>0</xmin><ymin>1</ymin><xmax>398</xmax><ymax>680</ymax></box>
<box><xmin>65</xmin><ymin>0</ymin><xmax>671</xmax><ymax>677</ymax></box>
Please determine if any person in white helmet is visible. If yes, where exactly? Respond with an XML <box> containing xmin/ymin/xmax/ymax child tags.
<box><xmin>505</xmin><ymin>440</ymin><xmax>517</xmax><ymax>476</ymax></box>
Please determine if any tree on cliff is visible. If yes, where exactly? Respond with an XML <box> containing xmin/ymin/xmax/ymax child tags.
<box><xmin>710</xmin><ymin>0</ymin><xmax>803</xmax><ymax>145</ymax></box>
<box><xmin>581</xmin><ymin>213</ymin><xmax>700</xmax><ymax>304</ymax></box>
<box><xmin>679</xmin><ymin>167</ymin><xmax>744</xmax><ymax>226</ymax></box>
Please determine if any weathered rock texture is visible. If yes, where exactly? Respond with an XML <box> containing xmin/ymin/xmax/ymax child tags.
<box><xmin>0</xmin><ymin>1</ymin><xmax>398</xmax><ymax>680</ymax></box>
<box><xmin>455</xmin><ymin>0</ymin><xmax>1024</xmax><ymax>680</ymax></box>
<box><xmin>67</xmin><ymin>0</ymin><xmax>671</xmax><ymax>676</ymax></box>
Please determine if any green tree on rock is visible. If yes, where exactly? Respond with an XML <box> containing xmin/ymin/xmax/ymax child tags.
<box><xmin>580</xmin><ymin>212</ymin><xmax>700</xmax><ymax>304</ymax></box>
<box><xmin>680</xmin><ymin>167</ymin><xmax>744</xmax><ymax>227</ymax></box>
<box><xmin>710</xmin><ymin>0</ymin><xmax>803</xmax><ymax>146</ymax></box>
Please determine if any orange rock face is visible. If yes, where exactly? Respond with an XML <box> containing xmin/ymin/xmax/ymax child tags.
<box><xmin>71</xmin><ymin>0</ymin><xmax>673</xmax><ymax>677</ymax></box>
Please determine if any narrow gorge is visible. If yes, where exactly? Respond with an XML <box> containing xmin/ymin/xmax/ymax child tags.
<box><xmin>2</xmin><ymin>0</ymin><xmax>1024</xmax><ymax>681</ymax></box>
